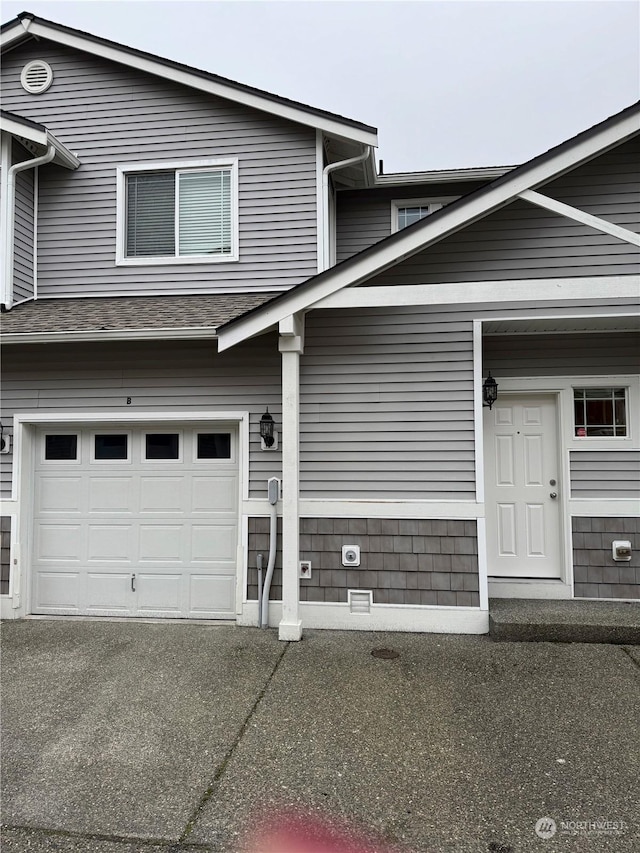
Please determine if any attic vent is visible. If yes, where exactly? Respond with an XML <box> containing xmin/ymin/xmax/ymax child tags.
<box><xmin>20</xmin><ymin>60</ymin><xmax>53</xmax><ymax>94</ymax></box>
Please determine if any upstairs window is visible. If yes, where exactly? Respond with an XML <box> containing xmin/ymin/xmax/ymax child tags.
<box><xmin>573</xmin><ymin>387</ymin><xmax>627</xmax><ymax>437</ymax></box>
<box><xmin>391</xmin><ymin>197</ymin><xmax>458</xmax><ymax>232</ymax></box>
<box><xmin>117</xmin><ymin>159</ymin><xmax>238</xmax><ymax>264</ymax></box>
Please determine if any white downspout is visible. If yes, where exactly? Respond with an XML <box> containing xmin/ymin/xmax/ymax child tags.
<box><xmin>2</xmin><ymin>144</ymin><xmax>55</xmax><ymax>310</ymax></box>
<box><xmin>321</xmin><ymin>146</ymin><xmax>372</xmax><ymax>272</ymax></box>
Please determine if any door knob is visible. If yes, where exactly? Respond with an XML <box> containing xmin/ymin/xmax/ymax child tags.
<box><xmin>550</xmin><ymin>492</ymin><xmax>557</xmax><ymax>499</ymax></box>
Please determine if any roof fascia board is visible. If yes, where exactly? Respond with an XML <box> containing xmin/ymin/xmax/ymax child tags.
<box><xmin>0</xmin><ymin>327</ymin><xmax>219</xmax><ymax>345</ymax></box>
<box><xmin>373</xmin><ymin>166</ymin><xmax>513</xmax><ymax>186</ymax></box>
<box><xmin>2</xmin><ymin>20</ymin><xmax>377</xmax><ymax>147</ymax></box>
<box><xmin>1</xmin><ymin>114</ymin><xmax>80</xmax><ymax>169</ymax></box>
<box><xmin>217</xmin><ymin>109</ymin><xmax>640</xmax><ymax>352</ymax></box>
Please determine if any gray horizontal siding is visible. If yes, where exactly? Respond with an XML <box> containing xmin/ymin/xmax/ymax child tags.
<box><xmin>0</xmin><ymin>337</ymin><xmax>283</xmax><ymax>500</ymax></box>
<box><xmin>1</xmin><ymin>40</ymin><xmax>317</xmax><ymax>297</ymax></box>
<box><xmin>483</xmin><ymin>332</ymin><xmax>640</xmax><ymax>377</ymax></box>
<box><xmin>335</xmin><ymin>183</ymin><xmax>479</xmax><ymax>263</ymax></box>
<box><xmin>570</xmin><ymin>451</ymin><xmax>640</xmax><ymax>499</ymax></box>
<box><xmin>12</xmin><ymin>141</ymin><xmax>35</xmax><ymax>302</ymax></box>
<box><xmin>365</xmin><ymin>137</ymin><xmax>640</xmax><ymax>284</ymax></box>
<box><xmin>301</xmin><ymin>306</ymin><xmax>476</xmax><ymax>500</ymax></box>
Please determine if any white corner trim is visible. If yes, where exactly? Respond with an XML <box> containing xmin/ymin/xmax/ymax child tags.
<box><xmin>473</xmin><ymin>319</ymin><xmax>485</xmax><ymax>504</ymax></box>
<box><xmin>314</xmin><ymin>276</ymin><xmax>640</xmax><ymax>310</ymax></box>
<box><xmin>519</xmin><ymin>189</ymin><xmax>640</xmax><ymax>247</ymax></box>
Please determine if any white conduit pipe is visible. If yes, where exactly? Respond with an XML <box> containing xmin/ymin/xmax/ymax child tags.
<box><xmin>261</xmin><ymin>477</ymin><xmax>280</xmax><ymax>628</ymax></box>
<box><xmin>2</xmin><ymin>145</ymin><xmax>56</xmax><ymax>309</ymax></box>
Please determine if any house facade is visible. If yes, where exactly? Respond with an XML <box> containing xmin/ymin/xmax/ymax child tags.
<box><xmin>1</xmin><ymin>12</ymin><xmax>638</xmax><ymax>639</ymax></box>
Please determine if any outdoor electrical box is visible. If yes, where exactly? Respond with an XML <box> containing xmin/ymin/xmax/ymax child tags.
<box><xmin>342</xmin><ymin>545</ymin><xmax>361</xmax><ymax>567</ymax></box>
<box><xmin>267</xmin><ymin>477</ymin><xmax>280</xmax><ymax>505</ymax></box>
<box><xmin>299</xmin><ymin>561</ymin><xmax>312</xmax><ymax>579</ymax></box>
<box><xmin>612</xmin><ymin>540</ymin><xmax>632</xmax><ymax>561</ymax></box>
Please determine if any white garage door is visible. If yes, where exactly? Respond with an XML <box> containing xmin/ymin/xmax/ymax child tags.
<box><xmin>32</xmin><ymin>425</ymin><xmax>239</xmax><ymax>619</ymax></box>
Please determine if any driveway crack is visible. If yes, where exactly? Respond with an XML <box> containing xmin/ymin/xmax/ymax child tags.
<box><xmin>177</xmin><ymin>640</ymin><xmax>291</xmax><ymax>844</ymax></box>
<box><xmin>620</xmin><ymin>645</ymin><xmax>640</xmax><ymax>674</ymax></box>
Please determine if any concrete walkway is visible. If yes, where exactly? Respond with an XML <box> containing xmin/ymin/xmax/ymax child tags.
<box><xmin>1</xmin><ymin>620</ymin><xmax>639</xmax><ymax>852</ymax></box>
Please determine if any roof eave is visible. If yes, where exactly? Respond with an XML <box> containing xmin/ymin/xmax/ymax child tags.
<box><xmin>0</xmin><ymin>327</ymin><xmax>220</xmax><ymax>345</ymax></box>
<box><xmin>217</xmin><ymin>103</ymin><xmax>640</xmax><ymax>352</ymax></box>
<box><xmin>1</xmin><ymin>111</ymin><xmax>80</xmax><ymax>169</ymax></box>
<box><xmin>1</xmin><ymin>15</ymin><xmax>378</xmax><ymax>148</ymax></box>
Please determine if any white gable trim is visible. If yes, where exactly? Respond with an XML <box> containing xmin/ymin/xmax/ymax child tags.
<box><xmin>518</xmin><ymin>189</ymin><xmax>640</xmax><ymax>247</ymax></box>
<box><xmin>217</xmin><ymin>109</ymin><xmax>639</xmax><ymax>351</ymax></box>
<box><xmin>1</xmin><ymin>19</ymin><xmax>377</xmax><ymax>147</ymax></box>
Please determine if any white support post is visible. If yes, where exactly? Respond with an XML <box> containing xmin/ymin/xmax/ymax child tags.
<box><xmin>278</xmin><ymin>314</ymin><xmax>304</xmax><ymax>641</ymax></box>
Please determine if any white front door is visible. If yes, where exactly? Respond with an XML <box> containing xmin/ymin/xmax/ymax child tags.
<box><xmin>484</xmin><ymin>394</ymin><xmax>562</xmax><ymax>579</ymax></box>
<box><xmin>32</xmin><ymin>425</ymin><xmax>239</xmax><ymax>618</ymax></box>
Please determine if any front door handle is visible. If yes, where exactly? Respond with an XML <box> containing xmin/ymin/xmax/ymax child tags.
<box><xmin>550</xmin><ymin>492</ymin><xmax>557</xmax><ymax>499</ymax></box>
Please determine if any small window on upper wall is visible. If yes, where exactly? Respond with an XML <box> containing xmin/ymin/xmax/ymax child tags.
<box><xmin>391</xmin><ymin>197</ymin><xmax>459</xmax><ymax>233</ymax></box>
<box><xmin>118</xmin><ymin>159</ymin><xmax>238</xmax><ymax>264</ymax></box>
<box><xmin>573</xmin><ymin>387</ymin><xmax>627</xmax><ymax>437</ymax></box>
<box><xmin>197</xmin><ymin>433</ymin><xmax>232</xmax><ymax>459</ymax></box>
<box><xmin>45</xmin><ymin>434</ymin><xmax>78</xmax><ymax>460</ymax></box>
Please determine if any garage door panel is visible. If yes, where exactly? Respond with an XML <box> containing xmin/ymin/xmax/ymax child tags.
<box><xmin>140</xmin><ymin>477</ymin><xmax>186</xmax><ymax>513</ymax></box>
<box><xmin>88</xmin><ymin>477</ymin><xmax>134</xmax><ymax>513</ymax></box>
<box><xmin>86</xmin><ymin>573</ymin><xmax>132</xmax><ymax>612</ymax></box>
<box><xmin>37</xmin><ymin>525</ymin><xmax>83</xmax><ymax>561</ymax></box>
<box><xmin>38</xmin><ymin>477</ymin><xmax>83</xmax><ymax>513</ymax></box>
<box><xmin>35</xmin><ymin>571</ymin><xmax>81</xmax><ymax>611</ymax></box>
<box><xmin>139</xmin><ymin>524</ymin><xmax>184</xmax><ymax>562</ymax></box>
<box><xmin>192</xmin><ymin>476</ymin><xmax>237</xmax><ymax>513</ymax></box>
<box><xmin>136</xmin><ymin>573</ymin><xmax>182</xmax><ymax>614</ymax></box>
<box><xmin>191</xmin><ymin>524</ymin><xmax>236</xmax><ymax>562</ymax></box>
<box><xmin>190</xmin><ymin>574</ymin><xmax>235</xmax><ymax>617</ymax></box>
<box><xmin>87</xmin><ymin>525</ymin><xmax>132</xmax><ymax>563</ymax></box>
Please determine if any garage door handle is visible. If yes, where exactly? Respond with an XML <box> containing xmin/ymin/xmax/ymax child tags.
<box><xmin>131</xmin><ymin>573</ymin><xmax>136</xmax><ymax>592</ymax></box>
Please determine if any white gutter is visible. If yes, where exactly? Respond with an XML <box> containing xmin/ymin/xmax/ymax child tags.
<box><xmin>321</xmin><ymin>146</ymin><xmax>372</xmax><ymax>271</ymax></box>
<box><xmin>2</xmin><ymin>145</ymin><xmax>55</xmax><ymax>310</ymax></box>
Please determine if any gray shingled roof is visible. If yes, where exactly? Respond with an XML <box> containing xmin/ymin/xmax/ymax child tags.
<box><xmin>0</xmin><ymin>294</ymin><xmax>279</xmax><ymax>336</ymax></box>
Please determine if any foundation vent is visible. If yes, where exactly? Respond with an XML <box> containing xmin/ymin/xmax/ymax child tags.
<box><xmin>21</xmin><ymin>60</ymin><xmax>53</xmax><ymax>94</ymax></box>
<box><xmin>348</xmin><ymin>589</ymin><xmax>372</xmax><ymax>614</ymax></box>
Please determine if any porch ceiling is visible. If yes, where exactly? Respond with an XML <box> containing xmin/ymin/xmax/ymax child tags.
<box><xmin>483</xmin><ymin>314</ymin><xmax>640</xmax><ymax>335</ymax></box>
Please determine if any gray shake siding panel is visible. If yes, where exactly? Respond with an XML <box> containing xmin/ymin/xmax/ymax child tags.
<box><xmin>0</xmin><ymin>338</ymin><xmax>283</xmax><ymax>500</ymax></box>
<box><xmin>483</xmin><ymin>332</ymin><xmax>640</xmax><ymax>377</ymax></box>
<box><xmin>570</xmin><ymin>451</ymin><xmax>640</xmax><ymax>499</ymax></box>
<box><xmin>1</xmin><ymin>40</ymin><xmax>317</xmax><ymax>297</ymax></box>
<box><xmin>572</xmin><ymin>516</ymin><xmax>640</xmax><ymax>599</ymax></box>
<box><xmin>12</xmin><ymin>141</ymin><xmax>35</xmax><ymax>301</ymax></box>
<box><xmin>364</xmin><ymin>138</ymin><xmax>640</xmax><ymax>284</ymax></box>
<box><xmin>301</xmin><ymin>307</ymin><xmax>476</xmax><ymax>500</ymax></box>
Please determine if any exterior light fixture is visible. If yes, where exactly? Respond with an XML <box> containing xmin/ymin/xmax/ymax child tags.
<box><xmin>482</xmin><ymin>371</ymin><xmax>498</xmax><ymax>410</ymax></box>
<box><xmin>259</xmin><ymin>408</ymin><xmax>276</xmax><ymax>449</ymax></box>
<box><xmin>0</xmin><ymin>423</ymin><xmax>10</xmax><ymax>454</ymax></box>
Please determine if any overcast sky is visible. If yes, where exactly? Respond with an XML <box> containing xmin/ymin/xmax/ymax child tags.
<box><xmin>2</xmin><ymin>0</ymin><xmax>639</xmax><ymax>172</ymax></box>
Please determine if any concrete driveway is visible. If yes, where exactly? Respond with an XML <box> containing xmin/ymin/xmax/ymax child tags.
<box><xmin>1</xmin><ymin>620</ymin><xmax>639</xmax><ymax>853</ymax></box>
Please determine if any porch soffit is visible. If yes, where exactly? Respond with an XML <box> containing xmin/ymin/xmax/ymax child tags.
<box><xmin>483</xmin><ymin>315</ymin><xmax>640</xmax><ymax>335</ymax></box>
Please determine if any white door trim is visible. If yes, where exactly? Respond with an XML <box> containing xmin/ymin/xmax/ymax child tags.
<box><xmin>10</xmin><ymin>411</ymin><xmax>249</xmax><ymax>619</ymax></box>
<box><xmin>484</xmin><ymin>388</ymin><xmax>569</xmax><ymax>588</ymax></box>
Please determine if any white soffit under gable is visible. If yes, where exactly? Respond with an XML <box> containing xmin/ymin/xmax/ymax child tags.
<box><xmin>0</xmin><ymin>15</ymin><xmax>378</xmax><ymax>148</ymax></box>
<box><xmin>0</xmin><ymin>110</ymin><xmax>80</xmax><ymax>169</ymax></box>
<box><xmin>217</xmin><ymin>104</ymin><xmax>640</xmax><ymax>352</ymax></box>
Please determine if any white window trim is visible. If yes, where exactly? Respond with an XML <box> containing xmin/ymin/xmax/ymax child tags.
<box><xmin>572</xmin><ymin>385</ymin><xmax>630</xmax><ymax>441</ymax></box>
<box><xmin>115</xmin><ymin>157</ymin><xmax>239</xmax><ymax>265</ymax></box>
<box><xmin>390</xmin><ymin>197</ymin><xmax>459</xmax><ymax>233</ymax></box>
<box><xmin>193</xmin><ymin>430</ymin><xmax>235</xmax><ymax>463</ymax></box>
<box><xmin>90</xmin><ymin>431</ymin><xmax>132</xmax><ymax>464</ymax></box>
<box><xmin>142</xmin><ymin>430</ymin><xmax>184</xmax><ymax>463</ymax></box>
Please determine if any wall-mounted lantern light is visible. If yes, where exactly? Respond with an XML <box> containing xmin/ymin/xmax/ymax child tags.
<box><xmin>259</xmin><ymin>408</ymin><xmax>277</xmax><ymax>450</ymax></box>
<box><xmin>482</xmin><ymin>371</ymin><xmax>498</xmax><ymax>410</ymax></box>
<box><xmin>0</xmin><ymin>423</ymin><xmax>10</xmax><ymax>454</ymax></box>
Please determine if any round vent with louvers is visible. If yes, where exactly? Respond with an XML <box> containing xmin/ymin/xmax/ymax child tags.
<box><xmin>20</xmin><ymin>60</ymin><xmax>53</xmax><ymax>94</ymax></box>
